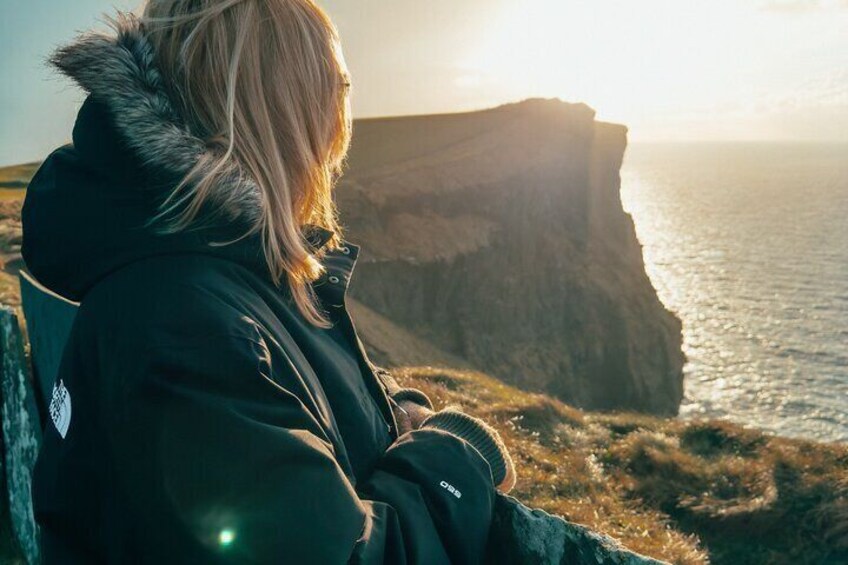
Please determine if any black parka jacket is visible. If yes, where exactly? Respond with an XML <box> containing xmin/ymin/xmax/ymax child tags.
<box><xmin>23</xmin><ymin>16</ymin><xmax>498</xmax><ymax>565</ymax></box>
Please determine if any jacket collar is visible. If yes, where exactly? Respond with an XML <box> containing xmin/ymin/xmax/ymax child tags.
<box><xmin>302</xmin><ymin>224</ymin><xmax>336</xmax><ymax>253</ymax></box>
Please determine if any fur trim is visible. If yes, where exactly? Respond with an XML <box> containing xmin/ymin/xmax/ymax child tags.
<box><xmin>48</xmin><ymin>12</ymin><xmax>262</xmax><ymax>225</ymax></box>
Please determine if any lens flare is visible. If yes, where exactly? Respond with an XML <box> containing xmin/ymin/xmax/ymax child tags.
<box><xmin>218</xmin><ymin>529</ymin><xmax>235</xmax><ymax>547</ymax></box>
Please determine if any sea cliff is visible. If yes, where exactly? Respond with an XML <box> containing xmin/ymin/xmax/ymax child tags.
<box><xmin>339</xmin><ymin>98</ymin><xmax>684</xmax><ymax>414</ymax></box>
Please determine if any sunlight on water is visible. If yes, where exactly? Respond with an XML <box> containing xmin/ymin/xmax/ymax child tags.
<box><xmin>621</xmin><ymin>143</ymin><xmax>848</xmax><ymax>443</ymax></box>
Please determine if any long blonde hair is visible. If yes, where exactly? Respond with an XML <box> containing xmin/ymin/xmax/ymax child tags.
<box><xmin>139</xmin><ymin>0</ymin><xmax>352</xmax><ymax>328</ymax></box>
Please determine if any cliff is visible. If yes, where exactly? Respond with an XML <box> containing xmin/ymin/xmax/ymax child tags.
<box><xmin>339</xmin><ymin>98</ymin><xmax>684</xmax><ymax>414</ymax></box>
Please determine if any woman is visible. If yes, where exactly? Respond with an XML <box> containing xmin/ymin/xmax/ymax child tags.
<box><xmin>23</xmin><ymin>1</ymin><xmax>516</xmax><ymax>563</ymax></box>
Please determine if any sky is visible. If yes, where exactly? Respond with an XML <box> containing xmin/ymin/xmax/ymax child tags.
<box><xmin>1</xmin><ymin>0</ymin><xmax>847</xmax><ymax>166</ymax></box>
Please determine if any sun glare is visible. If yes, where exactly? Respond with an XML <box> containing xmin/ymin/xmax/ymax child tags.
<box><xmin>458</xmin><ymin>0</ymin><xmax>848</xmax><ymax>140</ymax></box>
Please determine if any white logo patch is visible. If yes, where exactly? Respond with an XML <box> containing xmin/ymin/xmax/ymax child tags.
<box><xmin>440</xmin><ymin>480</ymin><xmax>462</xmax><ymax>499</ymax></box>
<box><xmin>49</xmin><ymin>379</ymin><xmax>72</xmax><ymax>439</ymax></box>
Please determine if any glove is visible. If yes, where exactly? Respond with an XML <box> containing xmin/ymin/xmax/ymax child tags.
<box><xmin>373</xmin><ymin>366</ymin><xmax>516</xmax><ymax>492</ymax></box>
<box><xmin>371</xmin><ymin>365</ymin><xmax>437</xmax><ymax>434</ymax></box>
<box><xmin>420</xmin><ymin>407</ymin><xmax>517</xmax><ymax>493</ymax></box>
<box><xmin>390</xmin><ymin>388</ymin><xmax>435</xmax><ymax>435</ymax></box>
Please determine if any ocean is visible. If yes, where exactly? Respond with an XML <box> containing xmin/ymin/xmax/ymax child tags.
<box><xmin>620</xmin><ymin>142</ymin><xmax>848</xmax><ymax>443</ymax></box>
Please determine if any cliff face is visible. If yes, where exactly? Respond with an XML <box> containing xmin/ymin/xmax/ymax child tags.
<box><xmin>341</xmin><ymin>98</ymin><xmax>684</xmax><ymax>414</ymax></box>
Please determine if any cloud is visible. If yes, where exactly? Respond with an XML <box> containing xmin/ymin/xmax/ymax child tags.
<box><xmin>765</xmin><ymin>69</ymin><xmax>848</xmax><ymax>110</ymax></box>
<box><xmin>761</xmin><ymin>0</ymin><xmax>848</xmax><ymax>13</ymax></box>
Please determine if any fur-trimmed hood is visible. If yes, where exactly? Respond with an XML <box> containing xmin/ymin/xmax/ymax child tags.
<box><xmin>48</xmin><ymin>12</ymin><xmax>263</xmax><ymax>224</ymax></box>
<box><xmin>21</xmin><ymin>13</ymin><xmax>333</xmax><ymax>302</ymax></box>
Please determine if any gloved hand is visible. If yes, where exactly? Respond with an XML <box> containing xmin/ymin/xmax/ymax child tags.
<box><xmin>390</xmin><ymin>387</ymin><xmax>436</xmax><ymax>435</ymax></box>
<box><xmin>420</xmin><ymin>407</ymin><xmax>517</xmax><ymax>494</ymax></box>
<box><xmin>394</xmin><ymin>400</ymin><xmax>434</xmax><ymax>434</ymax></box>
<box><xmin>378</xmin><ymin>371</ymin><xmax>517</xmax><ymax>493</ymax></box>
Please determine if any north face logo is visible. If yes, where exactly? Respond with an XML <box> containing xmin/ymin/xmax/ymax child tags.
<box><xmin>49</xmin><ymin>379</ymin><xmax>72</xmax><ymax>439</ymax></box>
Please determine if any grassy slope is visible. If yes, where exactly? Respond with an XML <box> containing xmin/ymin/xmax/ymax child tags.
<box><xmin>0</xmin><ymin>192</ymin><xmax>24</xmax><ymax>308</ymax></box>
<box><xmin>0</xmin><ymin>163</ymin><xmax>39</xmax><ymax>189</ymax></box>
<box><xmin>351</xmin><ymin>299</ymin><xmax>847</xmax><ymax>564</ymax></box>
<box><xmin>3</xmin><ymin>162</ymin><xmax>845</xmax><ymax>564</ymax></box>
<box><xmin>390</xmin><ymin>365</ymin><xmax>847</xmax><ymax>564</ymax></box>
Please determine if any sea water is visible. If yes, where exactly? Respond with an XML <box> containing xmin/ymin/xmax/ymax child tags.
<box><xmin>621</xmin><ymin>142</ymin><xmax>848</xmax><ymax>443</ymax></box>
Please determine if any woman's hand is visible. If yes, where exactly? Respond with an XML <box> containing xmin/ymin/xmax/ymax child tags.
<box><xmin>392</xmin><ymin>399</ymin><xmax>435</xmax><ymax>435</ymax></box>
<box><xmin>419</xmin><ymin>407</ymin><xmax>517</xmax><ymax>494</ymax></box>
<box><xmin>401</xmin><ymin>399</ymin><xmax>434</xmax><ymax>430</ymax></box>
<box><xmin>387</xmin><ymin>387</ymin><xmax>516</xmax><ymax>493</ymax></box>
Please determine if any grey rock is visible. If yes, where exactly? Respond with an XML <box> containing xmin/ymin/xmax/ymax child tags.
<box><xmin>486</xmin><ymin>494</ymin><xmax>668</xmax><ymax>565</ymax></box>
<box><xmin>0</xmin><ymin>306</ymin><xmax>41</xmax><ymax>564</ymax></box>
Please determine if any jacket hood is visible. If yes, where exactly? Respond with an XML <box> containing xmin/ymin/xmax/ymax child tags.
<box><xmin>22</xmin><ymin>13</ymin><xmax>333</xmax><ymax>302</ymax></box>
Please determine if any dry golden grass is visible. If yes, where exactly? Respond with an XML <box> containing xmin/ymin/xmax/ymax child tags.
<box><xmin>394</xmin><ymin>366</ymin><xmax>848</xmax><ymax>565</ymax></box>
<box><xmin>0</xmin><ymin>191</ymin><xmax>24</xmax><ymax>308</ymax></box>
<box><xmin>0</xmin><ymin>162</ymin><xmax>39</xmax><ymax>189</ymax></box>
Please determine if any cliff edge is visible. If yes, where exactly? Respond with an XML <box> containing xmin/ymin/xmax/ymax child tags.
<box><xmin>340</xmin><ymin>98</ymin><xmax>684</xmax><ymax>414</ymax></box>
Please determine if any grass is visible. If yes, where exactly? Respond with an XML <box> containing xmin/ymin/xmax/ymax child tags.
<box><xmin>0</xmin><ymin>162</ymin><xmax>39</xmax><ymax>189</ymax></box>
<box><xmin>393</xmin><ymin>366</ymin><xmax>848</xmax><ymax>564</ymax></box>
<box><xmin>0</xmin><ymin>190</ymin><xmax>24</xmax><ymax>309</ymax></box>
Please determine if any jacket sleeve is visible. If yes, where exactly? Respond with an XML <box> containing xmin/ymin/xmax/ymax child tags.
<box><xmin>103</xmin><ymin>332</ymin><xmax>495</xmax><ymax>565</ymax></box>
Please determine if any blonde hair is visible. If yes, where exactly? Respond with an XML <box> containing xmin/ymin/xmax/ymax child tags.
<box><xmin>139</xmin><ymin>0</ymin><xmax>352</xmax><ymax>327</ymax></box>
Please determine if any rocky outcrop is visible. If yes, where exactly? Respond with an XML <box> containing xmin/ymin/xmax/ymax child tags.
<box><xmin>487</xmin><ymin>494</ymin><xmax>667</xmax><ymax>564</ymax></box>
<box><xmin>0</xmin><ymin>305</ymin><xmax>40</xmax><ymax>564</ymax></box>
<box><xmin>341</xmin><ymin>98</ymin><xmax>684</xmax><ymax>414</ymax></box>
